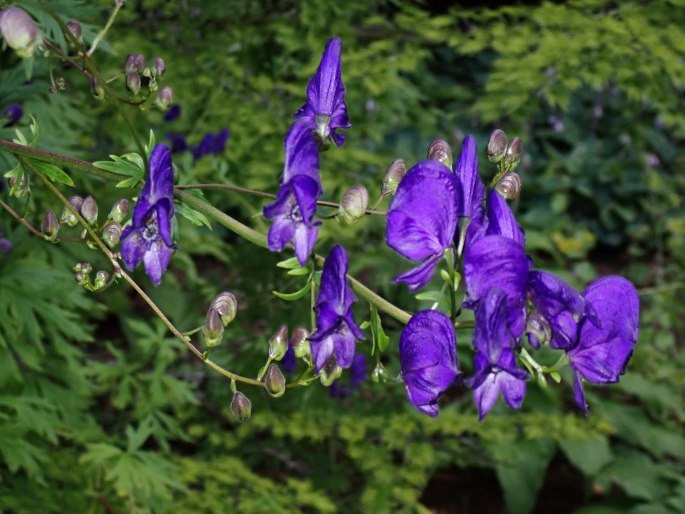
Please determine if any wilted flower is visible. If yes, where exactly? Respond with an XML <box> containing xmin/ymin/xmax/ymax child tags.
<box><xmin>0</xmin><ymin>7</ymin><xmax>41</xmax><ymax>58</ymax></box>
<box><xmin>120</xmin><ymin>144</ymin><xmax>176</xmax><ymax>286</ymax></box>
<box><xmin>2</xmin><ymin>104</ymin><xmax>23</xmax><ymax>127</ymax></box>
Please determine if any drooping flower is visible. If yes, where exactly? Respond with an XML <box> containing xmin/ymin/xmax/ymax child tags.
<box><xmin>386</xmin><ymin>160</ymin><xmax>461</xmax><ymax>292</ymax></box>
<box><xmin>568</xmin><ymin>276</ymin><xmax>639</xmax><ymax>413</ymax></box>
<box><xmin>308</xmin><ymin>245</ymin><xmax>364</xmax><ymax>372</ymax></box>
<box><xmin>466</xmin><ymin>288</ymin><xmax>529</xmax><ymax>420</ymax></box>
<box><xmin>294</xmin><ymin>37</ymin><xmax>350</xmax><ymax>147</ymax></box>
<box><xmin>120</xmin><ymin>143</ymin><xmax>176</xmax><ymax>286</ymax></box>
<box><xmin>263</xmin><ymin>121</ymin><xmax>322</xmax><ymax>265</ymax></box>
<box><xmin>399</xmin><ymin>310</ymin><xmax>460</xmax><ymax>417</ymax></box>
<box><xmin>2</xmin><ymin>103</ymin><xmax>23</xmax><ymax>127</ymax></box>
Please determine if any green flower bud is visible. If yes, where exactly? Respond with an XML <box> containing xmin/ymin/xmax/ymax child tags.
<box><xmin>93</xmin><ymin>270</ymin><xmax>110</xmax><ymax>290</ymax></box>
<box><xmin>427</xmin><ymin>139</ymin><xmax>452</xmax><ymax>169</ymax></box>
<box><xmin>319</xmin><ymin>356</ymin><xmax>342</xmax><ymax>387</ymax></box>
<box><xmin>202</xmin><ymin>308</ymin><xmax>224</xmax><ymax>348</ymax></box>
<box><xmin>371</xmin><ymin>362</ymin><xmax>387</xmax><ymax>383</ymax></box>
<box><xmin>108</xmin><ymin>199</ymin><xmax>130</xmax><ymax>224</ymax></box>
<box><xmin>126</xmin><ymin>71</ymin><xmax>141</xmax><ymax>95</ymax></box>
<box><xmin>268</xmin><ymin>324</ymin><xmax>288</xmax><ymax>361</ymax></box>
<box><xmin>73</xmin><ymin>262</ymin><xmax>92</xmax><ymax>274</ymax></box>
<box><xmin>41</xmin><ymin>210</ymin><xmax>60</xmax><ymax>241</ymax></box>
<box><xmin>155</xmin><ymin>87</ymin><xmax>173</xmax><ymax>110</ymax></box>
<box><xmin>74</xmin><ymin>271</ymin><xmax>88</xmax><ymax>286</ymax></box>
<box><xmin>496</xmin><ymin>172</ymin><xmax>522</xmax><ymax>201</ymax></box>
<box><xmin>60</xmin><ymin>196</ymin><xmax>83</xmax><ymax>227</ymax></box>
<box><xmin>264</xmin><ymin>364</ymin><xmax>286</xmax><ymax>398</ymax></box>
<box><xmin>230</xmin><ymin>391</ymin><xmax>252</xmax><ymax>422</ymax></box>
<box><xmin>91</xmin><ymin>78</ymin><xmax>105</xmax><ymax>101</ymax></box>
<box><xmin>151</xmin><ymin>57</ymin><xmax>166</xmax><ymax>78</ymax></box>
<box><xmin>0</xmin><ymin>7</ymin><xmax>41</xmax><ymax>58</ymax></box>
<box><xmin>340</xmin><ymin>185</ymin><xmax>369</xmax><ymax>224</ymax></box>
<box><xmin>291</xmin><ymin>327</ymin><xmax>310</xmax><ymax>359</ymax></box>
<box><xmin>503</xmin><ymin>137</ymin><xmax>522</xmax><ymax>171</ymax></box>
<box><xmin>382</xmin><ymin>159</ymin><xmax>406</xmax><ymax>197</ymax></box>
<box><xmin>487</xmin><ymin>129</ymin><xmax>507</xmax><ymax>163</ymax></box>
<box><xmin>102</xmin><ymin>223</ymin><xmax>122</xmax><ymax>249</ymax></box>
<box><xmin>80</xmin><ymin>196</ymin><xmax>98</xmax><ymax>226</ymax></box>
<box><xmin>124</xmin><ymin>54</ymin><xmax>145</xmax><ymax>73</ymax></box>
<box><xmin>210</xmin><ymin>292</ymin><xmax>238</xmax><ymax>327</ymax></box>
<box><xmin>66</xmin><ymin>19</ymin><xmax>81</xmax><ymax>40</ymax></box>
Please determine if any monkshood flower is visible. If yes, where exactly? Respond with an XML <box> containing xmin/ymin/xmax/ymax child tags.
<box><xmin>568</xmin><ymin>276</ymin><xmax>639</xmax><ymax>413</ymax></box>
<box><xmin>308</xmin><ymin>245</ymin><xmax>364</xmax><ymax>372</ymax></box>
<box><xmin>281</xmin><ymin>341</ymin><xmax>297</xmax><ymax>373</ymax></box>
<box><xmin>120</xmin><ymin>143</ymin><xmax>176</xmax><ymax>286</ymax></box>
<box><xmin>163</xmin><ymin>104</ymin><xmax>181</xmax><ymax>122</ymax></box>
<box><xmin>484</xmin><ymin>189</ymin><xmax>525</xmax><ymax>246</ymax></box>
<box><xmin>386</xmin><ymin>160</ymin><xmax>460</xmax><ymax>292</ymax></box>
<box><xmin>454</xmin><ymin>135</ymin><xmax>484</xmax><ymax>220</ymax></box>
<box><xmin>294</xmin><ymin>37</ymin><xmax>350</xmax><ymax>147</ymax></box>
<box><xmin>2</xmin><ymin>103</ymin><xmax>23</xmax><ymax>127</ymax></box>
<box><xmin>165</xmin><ymin>132</ymin><xmax>188</xmax><ymax>154</ymax></box>
<box><xmin>263</xmin><ymin>121</ymin><xmax>322</xmax><ymax>265</ymax></box>
<box><xmin>400</xmin><ymin>310</ymin><xmax>460</xmax><ymax>417</ymax></box>
<box><xmin>466</xmin><ymin>288</ymin><xmax>529</xmax><ymax>420</ymax></box>
<box><xmin>192</xmin><ymin>128</ymin><xmax>230</xmax><ymax>160</ymax></box>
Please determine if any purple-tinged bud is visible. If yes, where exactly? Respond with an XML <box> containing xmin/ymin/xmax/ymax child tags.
<box><xmin>108</xmin><ymin>199</ymin><xmax>130</xmax><ymax>224</ymax></box>
<box><xmin>203</xmin><ymin>308</ymin><xmax>224</xmax><ymax>348</ymax></box>
<box><xmin>74</xmin><ymin>271</ymin><xmax>88</xmax><ymax>286</ymax></box>
<box><xmin>210</xmin><ymin>292</ymin><xmax>237</xmax><ymax>327</ymax></box>
<box><xmin>496</xmin><ymin>172</ymin><xmax>522</xmax><ymax>201</ymax></box>
<box><xmin>66</xmin><ymin>19</ymin><xmax>81</xmax><ymax>40</ymax></box>
<box><xmin>93</xmin><ymin>270</ymin><xmax>110</xmax><ymax>290</ymax></box>
<box><xmin>91</xmin><ymin>78</ymin><xmax>105</xmax><ymax>100</ymax></box>
<box><xmin>230</xmin><ymin>391</ymin><xmax>252</xmax><ymax>422</ymax></box>
<box><xmin>340</xmin><ymin>185</ymin><xmax>369</xmax><ymax>223</ymax></box>
<box><xmin>268</xmin><ymin>324</ymin><xmax>288</xmax><ymax>361</ymax></box>
<box><xmin>526</xmin><ymin>311</ymin><xmax>551</xmax><ymax>349</ymax></box>
<box><xmin>125</xmin><ymin>72</ymin><xmax>141</xmax><ymax>95</ymax></box>
<box><xmin>73</xmin><ymin>262</ymin><xmax>92</xmax><ymax>274</ymax></box>
<box><xmin>427</xmin><ymin>139</ymin><xmax>452</xmax><ymax>169</ymax></box>
<box><xmin>382</xmin><ymin>159</ymin><xmax>406</xmax><ymax>197</ymax></box>
<box><xmin>155</xmin><ymin>87</ymin><xmax>174</xmax><ymax>110</ymax></box>
<box><xmin>80</xmin><ymin>196</ymin><xmax>98</xmax><ymax>225</ymax></box>
<box><xmin>102</xmin><ymin>223</ymin><xmax>122</xmax><ymax>249</ymax></box>
<box><xmin>124</xmin><ymin>54</ymin><xmax>145</xmax><ymax>73</ymax></box>
<box><xmin>2</xmin><ymin>104</ymin><xmax>23</xmax><ymax>127</ymax></box>
<box><xmin>503</xmin><ymin>137</ymin><xmax>522</xmax><ymax>171</ymax></box>
<box><xmin>60</xmin><ymin>196</ymin><xmax>83</xmax><ymax>227</ymax></box>
<box><xmin>264</xmin><ymin>364</ymin><xmax>286</xmax><ymax>398</ymax></box>
<box><xmin>41</xmin><ymin>211</ymin><xmax>60</xmax><ymax>241</ymax></box>
<box><xmin>150</xmin><ymin>57</ymin><xmax>166</xmax><ymax>78</ymax></box>
<box><xmin>319</xmin><ymin>356</ymin><xmax>342</xmax><ymax>387</ymax></box>
<box><xmin>0</xmin><ymin>7</ymin><xmax>41</xmax><ymax>58</ymax></box>
<box><xmin>291</xmin><ymin>327</ymin><xmax>310</xmax><ymax>359</ymax></box>
<box><xmin>487</xmin><ymin>129</ymin><xmax>508</xmax><ymax>163</ymax></box>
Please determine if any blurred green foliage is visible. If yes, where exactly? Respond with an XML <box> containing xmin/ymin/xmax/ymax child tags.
<box><xmin>1</xmin><ymin>0</ymin><xmax>685</xmax><ymax>512</ymax></box>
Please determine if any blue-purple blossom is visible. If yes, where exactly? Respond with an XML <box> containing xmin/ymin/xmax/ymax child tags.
<box><xmin>568</xmin><ymin>276</ymin><xmax>639</xmax><ymax>413</ymax></box>
<box><xmin>0</xmin><ymin>229</ymin><xmax>12</xmax><ymax>254</ymax></box>
<box><xmin>165</xmin><ymin>132</ymin><xmax>188</xmax><ymax>153</ymax></box>
<box><xmin>263</xmin><ymin>121</ymin><xmax>322</xmax><ymax>265</ymax></box>
<box><xmin>120</xmin><ymin>144</ymin><xmax>176</xmax><ymax>286</ymax></box>
<box><xmin>163</xmin><ymin>104</ymin><xmax>181</xmax><ymax>122</ymax></box>
<box><xmin>454</xmin><ymin>135</ymin><xmax>484</xmax><ymax>219</ymax></box>
<box><xmin>386</xmin><ymin>160</ymin><xmax>461</xmax><ymax>292</ymax></box>
<box><xmin>400</xmin><ymin>310</ymin><xmax>460</xmax><ymax>417</ymax></box>
<box><xmin>294</xmin><ymin>37</ymin><xmax>350</xmax><ymax>147</ymax></box>
<box><xmin>308</xmin><ymin>245</ymin><xmax>364</xmax><ymax>372</ymax></box>
<box><xmin>281</xmin><ymin>341</ymin><xmax>297</xmax><ymax>373</ymax></box>
<box><xmin>329</xmin><ymin>353</ymin><xmax>367</xmax><ymax>398</ymax></box>
<box><xmin>485</xmin><ymin>190</ymin><xmax>525</xmax><ymax>245</ymax></box>
<box><xmin>466</xmin><ymin>288</ymin><xmax>529</xmax><ymax>420</ymax></box>
<box><xmin>192</xmin><ymin>128</ymin><xmax>230</xmax><ymax>160</ymax></box>
<box><xmin>2</xmin><ymin>103</ymin><xmax>23</xmax><ymax>127</ymax></box>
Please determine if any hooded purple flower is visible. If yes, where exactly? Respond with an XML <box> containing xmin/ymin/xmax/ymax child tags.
<box><xmin>455</xmin><ymin>135</ymin><xmax>484</xmax><ymax>219</ymax></box>
<box><xmin>400</xmin><ymin>310</ymin><xmax>460</xmax><ymax>417</ymax></box>
<box><xmin>165</xmin><ymin>132</ymin><xmax>188</xmax><ymax>153</ymax></box>
<box><xmin>484</xmin><ymin>190</ymin><xmax>525</xmax><ymax>246</ymax></box>
<box><xmin>2</xmin><ymin>103</ymin><xmax>23</xmax><ymax>127</ymax></box>
<box><xmin>263</xmin><ymin>121</ymin><xmax>322</xmax><ymax>265</ymax></box>
<box><xmin>466</xmin><ymin>288</ymin><xmax>529</xmax><ymax>420</ymax></box>
<box><xmin>386</xmin><ymin>160</ymin><xmax>460</xmax><ymax>292</ymax></box>
<box><xmin>308</xmin><ymin>245</ymin><xmax>364</xmax><ymax>372</ymax></box>
<box><xmin>568</xmin><ymin>276</ymin><xmax>639</xmax><ymax>413</ymax></box>
<box><xmin>163</xmin><ymin>104</ymin><xmax>181</xmax><ymax>122</ymax></box>
<box><xmin>294</xmin><ymin>37</ymin><xmax>350</xmax><ymax>147</ymax></box>
<box><xmin>120</xmin><ymin>144</ymin><xmax>176</xmax><ymax>286</ymax></box>
<box><xmin>192</xmin><ymin>128</ymin><xmax>230</xmax><ymax>160</ymax></box>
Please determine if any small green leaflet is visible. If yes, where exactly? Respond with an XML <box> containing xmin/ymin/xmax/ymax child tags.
<box><xmin>276</xmin><ymin>256</ymin><xmax>302</xmax><ymax>269</ymax></box>
<box><xmin>175</xmin><ymin>201</ymin><xmax>212</xmax><ymax>229</ymax></box>
<box><xmin>93</xmin><ymin>153</ymin><xmax>145</xmax><ymax>188</ymax></box>
<box><xmin>29</xmin><ymin>160</ymin><xmax>74</xmax><ymax>186</ymax></box>
<box><xmin>273</xmin><ymin>281</ymin><xmax>311</xmax><ymax>301</ymax></box>
<box><xmin>415</xmin><ymin>290</ymin><xmax>449</xmax><ymax>309</ymax></box>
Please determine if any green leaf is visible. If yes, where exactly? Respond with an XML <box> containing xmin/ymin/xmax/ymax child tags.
<box><xmin>175</xmin><ymin>201</ymin><xmax>212</xmax><ymax>229</ymax></box>
<box><xmin>287</xmin><ymin>267</ymin><xmax>310</xmax><ymax>276</ymax></box>
<box><xmin>369</xmin><ymin>305</ymin><xmax>390</xmax><ymax>354</ymax></box>
<box><xmin>559</xmin><ymin>437</ymin><xmax>613</xmax><ymax>476</ymax></box>
<box><xmin>277</xmin><ymin>257</ymin><xmax>304</xmax><ymax>269</ymax></box>
<box><xmin>94</xmin><ymin>153</ymin><xmax>145</xmax><ymax>188</ymax></box>
<box><xmin>29</xmin><ymin>160</ymin><xmax>74</xmax><ymax>186</ymax></box>
<box><xmin>28</xmin><ymin>115</ymin><xmax>40</xmax><ymax>147</ymax></box>
<box><xmin>273</xmin><ymin>281</ymin><xmax>311</xmax><ymax>301</ymax></box>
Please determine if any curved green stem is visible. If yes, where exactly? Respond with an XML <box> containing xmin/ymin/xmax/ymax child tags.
<box><xmin>87</xmin><ymin>1</ymin><xmax>124</xmax><ymax>56</ymax></box>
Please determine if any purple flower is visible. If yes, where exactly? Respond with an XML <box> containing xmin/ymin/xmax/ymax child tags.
<box><xmin>386</xmin><ymin>160</ymin><xmax>461</xmax><ymax>292</ymax></box>
<box><xmin>165</xmin><ymin>132</ymin><xmax>188</xmax><ymax>153</ymax></box>
<box><xmin>2</xmin><ymin>103</ymin><xmax>23</xmax><ymax>127</ymax></box>
<box><xmin>400</xmin><ymin>310</ymin><xmax>460</xmax><ymax>417</ymax></box>
<box><xmin>454</xmin><ymin>135</ymin><xmax>484</xmax><ymax>219</ymax></box>
<box><xmin>294</xmin><ymin>37</ymin><xmax>350</xmax><ymax>147</ymax></box>
<box><xmin>281</xmin><ymin>341</ymin><xmax>297</xmax><ymax>373</ymax></box>
<box><xmin>0</xmin><ymin>229</ymin><xmax>12</xmax><ymax>254</ymax></box>
<box><xmin>120</xmin><ymin>144</ymin><xmax>176</xmax><ymax>286</ymax></box>
<box><xmin>192</xmin><ymin>129</ymin><xmax>230</xmax><ymax>160</ymax></box>
<box><xmin>329</xmin><ymin>353</ymin><xmax>367</xmax><ymax>399</ymax></box>
<box><xmin>484</xmin><ymin>190</ymin><xmax>525</xmax><ymax>246</ymax></box>
<box><xmin>163</xmin><ymin>104</ymin><xmax>181</xmax><ymax>122</ymax></box>
<box><xmin>263</xmin><ymin>121</ymin><xmax>322</xmax><ymax>265</ymax></box>
<box><xmin>568</xmin><ymin>276</ymin><xmax>639</xmax><ymax>413</ymax></box>
<box><xmin>466</xmin><ymin>289</ymin><xmax>529</xmax><ymax>420</ymax></box>
<box><xmin>308</xmin><ymin>245</ymin><xmax>364</xmax><ymax>372</ymax></box>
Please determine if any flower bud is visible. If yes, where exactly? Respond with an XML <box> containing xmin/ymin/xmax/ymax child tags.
<box><xmin>102</xmin><ymin>223</ymin><xmax>122</xmax><ymax>249</ymax></box>
<box><xmin>340</xmin><ymin>185</ymin><xmax>369</xmax><ymax>224</ymax></box>
<box><xmin>60</xmin><ymin>196</ymin><xmax>83</xmax><ymax>227</ymax></box>
<box><xmin>0</xmin><ymin>7</ymin><xmax>41</xmax><ymax>58</ymax></box>
<box><xmin>290</xmin><ymin>327</ymin><xmax>310</xmax><ymax>359</ymax></box>
<box><xmin>93</xmin><ymin>270</ymin><xmax>110</xmax><ymax>290</ymax></box>
<box><xmin>150</xmin><ymin>57</ymin><xmax>166</xmax><ymax>78</ymax></box>
<box><xmin>41</xmin><ymin>210</ymin><xmax>60</xmax><ymax>241</ymax></box>
<box><xmin>487</xmin><ymin>129</ymin><xmax>508</xmax><ymax>163</ymax></box>
<box><xmin>496</xmin><ymin>172</ymin><xmax>522</xmax><ymax>201</ymax></box>
<box><xmin>503</xmin><ymin>137</ymin><xmax>522</xmax><ymax>171</ymax></box>
<box><xmin>66</xmin><ymin>19</ymin><xmax>81</xmax><ymax>40</ymax></box>
<box><xmin>155</xmin><ymin>87</ymin><xmax>174</xmax><ymax>110</ymax></box>
<box><xmin>74</xmin><ymin>271</ymin><xmax>88</xmax><ymax>286</ymax></box>
<box><xmin>125</xmin><ymin>72</ymin><xmax>141</xmax><ymax>95</ymax></box>
<box><xmin>381</xmin><ymin>159</ymin><xmax>406</xmax><ymax>197</ymax></box>
<box><xmin>202</xmin><ymin>308</ymin><xmax>224</xmax><ymax>348</ymax></box>
<box><xmin>73</xmin><ymin>262</ymin><xmax>92</xmax><ymax>274</ymax></box>
<box><xmin>108</xmin><ymin>199</ymin><xmax>130</xmax><ymax>224</ymax></box>
<box><xmin>8</xmin><ymin>175</ymin><xmax>29</xmax><ymax>198</ymax></box>
<box><xmin>91</xmin><ymin>78</ymin><xmax>105</xmax><ymax>101</ymax></box>
<box><xmin>230</xmin><ymin>391</ymin><xmax>252</xmax><ymax>422</ymax></box>
<box><xmin>210</xmin><ymin>292</ymin><xmax>237</xmax><ymax>327</ymax></box>
<box><xmin>371</xmin><ymin>362</ymin><xmax>387</xmax><ymax>383</ymax></box>
<box><xmin>319</xmin><ymin>356</ymin><xmax>342</xmax><ymax>387</ymax></box>
<box><xmin>124</xmin><ymin>54</ymin><xmax>145</xmax><ymax>73</ymax></box>
<box><xmin>268</xmin><ymin>324</ymin><xmax>288</xmax><ymax>361</ymax></box>
<box><xmin>427</xmin><ymin>139</ymin><xmax>452</xmax><ymax>169</ymax></box>
<box><xmin>526</xmin><ymin>311</ymin><xmax>551</xmax><ymax>349</ymax></box>
<box><xmin>264</xmin><ymin>364</ymin><xmax>286</xmax><ymax>398</ymax></box>
<box><xmin>80</xmin><ymin>196</ymin><xmax>98</xmax><ymax>226</ymax></box>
